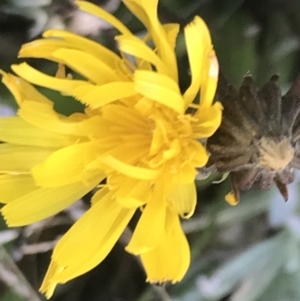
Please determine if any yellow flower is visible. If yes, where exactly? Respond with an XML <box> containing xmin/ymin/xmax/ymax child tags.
<box><xmin>0</xmin><ymin>0</ymin><xmax>221</xmax><ymax>298</ymax></box>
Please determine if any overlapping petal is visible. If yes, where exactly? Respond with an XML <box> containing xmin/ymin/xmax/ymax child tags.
<box><xmin>11</xmin><ymin>63</ymin><xmax>85</xmax><ymax>93</ymax></box>
<box><xmin>0</xmin><ymin>174</ymin><xmax>36</xmax><ymax>203</ymax></box>
<box><xmin>123</xmin><ymin>0</ymin><xmax>178</xmax><ymax>80</ymax></box>
<box><xmin>1</xmin><ymin>175</ymin><xmax>102</xmax><ymax>226</ymax></box>
<box><xmin>184</xmin><ymin>16</ymin><xmax>213</xmax><ymax>106</ymax></box>
<box><xmin>0</xmin><ymin>144</ymin><xmax>56</xmax><ymax>173</ymax></box>
<box><xmin>42</xmin><ymin>189</ymin><xmax>135</xmax><ymax>288</ymax></box>
<box><xmin>192</xmin><ymin>102</ymin><xmax>223</xmax><ymax>138</ymax></box>
<box><xmin>77</xmin><ymin>1</ymin><xmax>132</xmax><ymax>35</ymax></box>
<box><xmin>1</xmin><ymin>70</ymin><xmax>51</xmax><ymax>106</ymax></box>
<box><xmin>117</xmin><ymin>35</ymin><xmax>169</xmax><ymax>75</ymax></box>
<box><xmin>168</xmin><ymin>183</ymin><xmax>197</xmax><ymax>219</ymax></box>
<box><xmin>126</xmin><ymin>181</ymin><xmax>167</xmax><ymax>254</ymax></box>
<box><xmin>52</xmin><ymin>49</ymin><xmax>122</xmax><ymax>84</ymax></box>
<box><xmin>134</xmin><ymin>70</ymin><xmax>185</xmax><ymax>114</ymax></box>
<box><xmin>18</xmin><ymin>101</ymin><xmax>88</xmax><ymax>136</ymax></box>
<box><xmin>140</xmin><ymin>209</ymin><xmax>190</xmax><ymax>283</ymax></box>
<box><xmin>70</xmin><ymin>82</ymin><xmax>137</xmax><ymax>108</ymax></box>
<box><xmin>0</xmin><ymin>117</ymin><xmax>78</xmax><ymax>147</ymax></box>
<box><xmin>32</xmin><ymin>142</ymin><xmax>104</xmax><ymax>187</ymax></box>
<box><xmin>20</xmin><ymin>30</ymin><xmax>124</xmax><ymax>70</ymax></box>
<box><xmin>200</xmin><ymin>52</ymin><xmax>219</xmax><ymax>108</ymax></box>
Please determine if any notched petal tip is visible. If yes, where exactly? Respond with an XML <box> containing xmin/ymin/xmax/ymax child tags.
<box><xmin>39</xmin><ymin>281</ymin><xmax>57</xmax><ymax>299</ymax></box>
<box><xmin>39</xmin><ymin>261</ymin><xmax>65</xmax><ymax>299</ymax></box>
<box><xmin>0</xmin><ymin>208</ymin><xmax>9</xmax><ymax>226</ymax></box>
<box><xmin>140</xmin><ymin>210</ymin><xmax>190</xmax><ymax>285</ymax></box>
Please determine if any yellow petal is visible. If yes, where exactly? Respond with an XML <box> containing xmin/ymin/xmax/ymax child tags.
<box><xmin>102</xmin><ymin>142</ymin><xmax>147</xmax><ymax>168</ymax></box>
<box><xmin>48</xmin><ymin>191</ymin><xmax>135</xmax><ymax>282</ymax></box>
<box><xmin>200</xmin><ymin>50</ymin><xmax>219</xmax><ymax>108</ymax></box>
<box><xmin>140</xmin><ymin>209</ymin><xmax>190</xmax><ymax>283</ymax></box>
<box><xmin>183</xmin><ymin>16</ymin><xmax>212</xmax><ymax>105</ymax></box>
<box><xmin>108</xmin><ymin>175</ymin><xmax>151</xmax><ymax>208</ymax></box>
<box><xmin>99</xmin><ymin>155</ymin><xmax>160</xmax><ymax>180</ymax></box>
<box><xmin>122</xmin><ymin>0</ymin><xmax>150</xmax><ymax>29</ymax></box>
<box><xmin>163</xmin><ymin>139</ymin><xmax>181</xmax><ymax>160</ymax></box>
<box><xmin>20</xmin><ymin>35</ymin><xmax>123</xmax><ymax>72</ymax></box>
<box><xmin>116</xmin><ymin>35</ymin><xmax>168</xmax><ymax>75</ymax></box>
<box><xmin>40</xmin><ymin>261</ymin><xmax>64</xmax><ymax>299</ymax></box>
<box><xmin>70</xmin><ymin>82</ymin><xmax>136</xmax><ymax>109</ymax></box>
<box><xmin>123</xmin><ymin>0</ymin><xmax>178</xmax><ymax>81</ymax></box>
<box><xmin>32</xmin><ymin>142</ymin><xmax>103</xmax><ymax>187</ymax></box>
<box><xmin>98</xmin><ymin>141</ymin><xmax>151</xmax><ymax>168</ymax></box>
<box><xmin>0</xmin><ymin>117</ymin><xmax>78</xmax><ymax>147</ymax></box>
<box><xmin>0</xmin><ymin>144</ymin><xmax>56</xmax><ymax>173</ymax></box>
<box><xmin>162</xmin><ymin>23</ymin><xmax>180</xmax><ymax>50</ymax></box>
<box><xmin>126</xmin><ymin>182</ymin><xmax>166</xmax><ymax>254</ymax></box>
<box><xmin>136</xmin><ymin>23</ymin><xmax>179</xmax><ymax>72</ymax></box>
<box><xmin>76</xmin><ymin>1</ymin><xmax>132</xmax><ymax>35</ymax></box>
<box><xmin>168</xmin><ymin>140</ymin><xmax>208</xmax><ymax>173</ymax></box>
<box><xmin>79</xmin><ymin>115</ymin><xmax>109</xmax><ymax>139</ymax></box>
<box><xmin>45</xmin><ymin>29</ymin><xmax>122</xmax><ymax>66</ymax></box>
<box><xmin>134</xmin><ymin>70</ymin><xmax>184</xmax><ymax>114</ymax></box>
<box><xmin>117</xmin><ymin>197</ymin><xmax>146</xmax><ymax>208</ymax></box>
<box><xmin>116</xmin><ymin>181</ymin><xmax>151</xmax><ymax>208</ymax></box>
<box><xmin>90</xmin><ymin>186</ymin><xmax>110</xmax><ymax>205</ymax></box>
<box><xmin>11</xmin><ymin>63</ymin><xmax>85</xmax><ymax>93</ymax></box>
<box><xmin>149</xmin><ymin>117</ymin><xmax>167</xmax><ymax>156</ymax></box>
<box><xmin>1</xmin><ymin>176</ymin><xmax>101</xmax><ymax>226</ymax></box>
<box><xmin>104</xmin><ymin>140</ymin><xmax>152</xmax><ymax>165</ymax></box>
<box><xmin>102</xmin><ymin>104</ymin><xmax>149</xmax><ymax>130</ymax></box>
<box><xmin>0</xmin><ymin>174</ymin><xmax>36</xmax><ymax>204</ymax></box>
<box><xmin>168</xmin><ymin>183</ymin><xmax>196</xmax><ymax>219</ymax></box>
<box><xmin>193</xmin><ymin>102</ymin><xmax>223</xmax><ymax>138</ymax></box>
<box><xmin>18</xmin><ymin>100</ymin><xmax>87</xmax><ymax>137</ymax></box>
<box><xmin>51</xmin><ymin>48</ymin><xmax>121</xmax><ymax>84</ymax></box>
<box><xmin>1</xmin><ymin>71</ymin><xmax>51</xmax><ymax>106</ymax></box>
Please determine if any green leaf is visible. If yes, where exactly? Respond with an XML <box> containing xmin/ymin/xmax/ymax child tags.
<box><xmin>259</xmin><ymin>268</ymin><xmax>300</xmax><ymax>301</ymax></box>
<box><xmin>230</xmin><ymin>247</ymin><xmax>283</xmax><ymax>301</ymax></box>
<box><xmin>197</xmin><ymin>233</ymin><xmax>286</xmax><ymax>300</ymax></box>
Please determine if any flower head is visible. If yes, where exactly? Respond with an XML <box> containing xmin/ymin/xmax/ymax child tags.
<box><xmin>0</xmin><ymin>0</ymin><xmax>221</xmax><ymax>298</ymax></box>
<box><xmin>207</xmin><ymin>74</ymin><xmax>300</xmax><ymax>203</ymax></box>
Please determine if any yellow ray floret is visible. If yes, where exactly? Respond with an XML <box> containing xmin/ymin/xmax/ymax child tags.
<box><xmin>141</xmin><ymin>209</ymin><xmax>190</xmax><ymax>283</ymax></box>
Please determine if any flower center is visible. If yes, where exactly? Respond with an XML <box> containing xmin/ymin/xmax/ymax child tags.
<box><xmin>258</xmin><ymin>137</ymin><xmax>294</xmax><ymax>171</ymax></box>
<box><xmin>148</xmin><ymin>111</ymin><xmax>194</xmax><ymax>168</ymax></box>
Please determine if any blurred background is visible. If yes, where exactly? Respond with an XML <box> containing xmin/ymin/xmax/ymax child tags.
<box><xmin>1</xmin><ymin>0</ymin><xmax>300</xmax><ymax>300</ymax></box>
